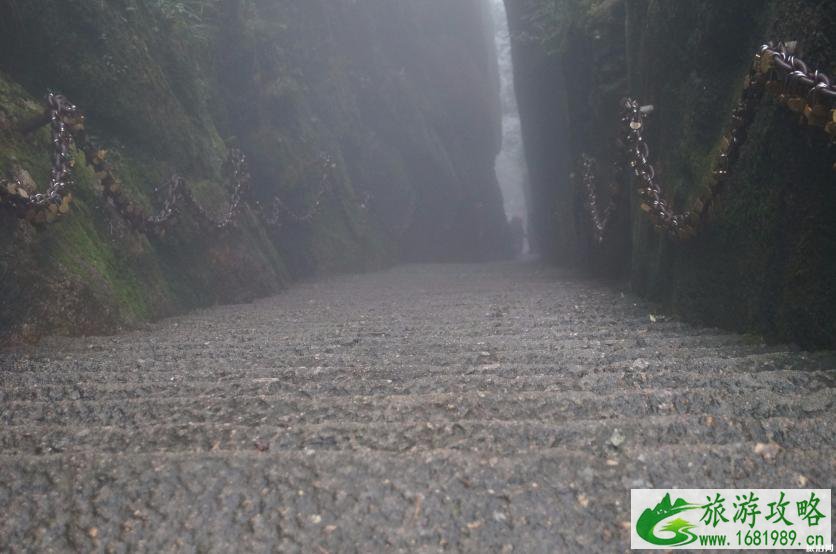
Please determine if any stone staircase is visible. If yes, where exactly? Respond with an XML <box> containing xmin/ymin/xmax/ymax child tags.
<box><xmin>1</xmin><ymin>262</ymin><xmax>833</xmax><ymax>552</ymax></box>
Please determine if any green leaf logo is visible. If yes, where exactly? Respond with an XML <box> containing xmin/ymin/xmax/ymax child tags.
<box><xmin>636</xmin><ymin>493</ymin><xmax>700</xmax><ymax>546</ymax></box>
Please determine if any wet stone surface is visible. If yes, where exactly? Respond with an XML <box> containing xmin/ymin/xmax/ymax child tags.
<box><xmin>1</xmin><ymin>262</ymin><xmax>834</xmax><ymax>552</ymax></box>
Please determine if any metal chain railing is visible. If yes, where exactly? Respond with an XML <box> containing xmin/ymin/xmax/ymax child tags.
<box><xmin>579</xmin><ymin>153</ymin><xmax>621</xmax><ymax>243</ymax></box>
<box><xmin>578</xmin><ymin>42</ymin><xmax>836</xmax><ymax>242</ymax></box>
<box><xmin>0</xmin><ymin>93</ymin><xmax>79</xmax><ymax>223</ymax></box>
<box><xmin>257</xmin><ymin>152</ymin><xmax>334</xmax><ymax>229</ymax></box>
<box><xmin>73</xmin><ymin>125</ymin><xmax>251</xmax><ymax>236</ymax></box>
<box><xmin>1</xmin><ymin>94</ymin><xmax>333</xmax><ymax>234</ymax></box>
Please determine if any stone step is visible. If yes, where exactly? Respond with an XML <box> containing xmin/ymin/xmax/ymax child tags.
<box><xmin>2</xmin><ymin>262</ymin><xmax>833</xmax><ymax>554</ymax></box>
<box><xmin>1</xmin><ymin>387</ymin><xmax>830</xmax><ymax>427</ymax></box>
<box><xmin>2</xmin><ymin>347</ymin><xmax>831</xmax><ymax>387</ymax></box>
<box><xmin>1</xmin><ymin>366</ymin><xmax>832</xmax><ymax>403</ymax></box>
<box><xmin>0</xmin><ymin>444</ymin><xmax>828</xmax><ymax>553</ymax></box>
<box><xmin>5</xmin><ymin>334</ymin><xmax>781</xmax><ymax>366</ymax></box>
<box><xmin>1</xmin><ymin>414</ymin><xmax>831</xmax><ymax>457</ymax></box>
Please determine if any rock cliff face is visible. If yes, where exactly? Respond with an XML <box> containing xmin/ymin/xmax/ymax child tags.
<box><xmin>505</xmin><ymin>0</ymin><xmax>836</xmax><ymax>348</ymax></box>
<box><xmin>0</xmin><ymin>0</ymin><xmax>510</xmax><ymax>341</ymax></box>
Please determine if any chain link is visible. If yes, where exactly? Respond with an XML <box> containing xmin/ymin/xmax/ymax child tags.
<box><xmin>0</xmin><ymin>93</ymin><xmax>79</xmax><ymax>223</ymax></box>
<box><xmin>1</xmin><ymin>94</ymin><xmax>335</xmax><ymax>234</ymax></box>
<box><xmin>258</xmin><ymin>152</ymin><xmax>334</xmax><ymax>228</ymax></box>
<box><xmin>578</xmin><ymin>42</ymin><xmax>836</xmax><ymax>242</ymax></box>
<box><xmin>579</xmin><ymin>153</ymin><xmax>621</xmax><ymax>243</ymax></box>
<box><xmin>68</xmin><ymin>115</ymin><xmax>251</xmax><ymax>235</ymax></box>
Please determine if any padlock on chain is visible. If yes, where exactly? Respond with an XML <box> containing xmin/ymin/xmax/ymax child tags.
<box><xmin>784</xmin><ymin>71</ymin><xmax>809</xmax><ymax>113</ymax></box>
<box><xmin>802</xmin><ymin>83</ymin><xmax>832</xmax><ymax>127</ymax></box>
<box><xmin>825</xmin><ymin>108</ymin><xmax>836</xmax><ymax>139</ymax></box>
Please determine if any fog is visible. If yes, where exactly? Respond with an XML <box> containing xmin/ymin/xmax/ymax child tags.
<box><xmin>1</xmin><ymin>2</ymin><xmax>835</xmax><ymax>551</ymax></box>
<box><xmin>491</xmin><ymin>0</ymin><xmax>530</xmax><ymax>253</ymax></box>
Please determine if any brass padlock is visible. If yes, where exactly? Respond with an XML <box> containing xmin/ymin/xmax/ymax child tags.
<box><xmin>825</xmin><ymin>108</ymin><xmax>836</xmax><ymax>139</ymax></box>
<box><xmin>803</xmin><ymin>84</ymin><xmax>832</xmax><ymax>127</ymax></box>
<box><xmin>756</xmin><ymin>51</ymin><xmax>774</xmax><ymax>75</ymax></box>
<box><xmin>803</xmin><ymin>103</ymin><xmax>830</xmax><ymax>127</ymax></box>
<box><xmin>59</xmin><ymin>194</ymin><xmax>72</xmax><ymax>214</ymax></box>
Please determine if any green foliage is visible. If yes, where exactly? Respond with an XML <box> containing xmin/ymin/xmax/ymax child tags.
<box><xmin>136</xmin><ymin>0</ymin><xmax>230</xmax><ymax>45</ymax></box>
<box><xmin>516</xmin><ymin>0</ymin><xmax>622</xmax><ymax>55</ymax></box>
<box><xmin>148</xmin><ymin>0</ymin><xmax>224</xmax><ymax>24</ymax></box>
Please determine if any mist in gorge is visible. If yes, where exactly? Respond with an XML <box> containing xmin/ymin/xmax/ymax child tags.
<box><xmin>0</xmin><ymin>1</ymin><xmax>834</xmax><ymax>552</ymax></box>
<box><xmin>491</xmin><ymin>0</ymin><xmax>530</xmax><ymax>255</ymax></box>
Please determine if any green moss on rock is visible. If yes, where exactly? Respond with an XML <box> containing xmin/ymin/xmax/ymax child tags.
<box><xmin>506</xmin><ymin>0</ymin><xmax>836</xmax><ymax>348</ymax></box>
<box><xmin>0</xmin><ymin>0</ymin><xmax>509</xmax><ymax>341</ymax></box>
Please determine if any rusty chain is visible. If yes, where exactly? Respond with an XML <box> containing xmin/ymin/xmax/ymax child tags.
<box><xmin>258</xmin><ymin>152</ymin><xmax>334</xmax><ymax>229</ymax></box>
<box><xmin>73</xmin><ymin>125</ymin><xmax>251</xmax><ymax>235</ymax></box>
<box><xmin>72</xmin><ymin>110</ymin><xmax>251</xmax><ymax>235</ymax></box>
<box><xmin>1</xmin><ymin>94</ymin><xmax>333</xmax><ymax>234</ymax></box>
<box><xmin>579</xmin><ymin>42</ymin><xmax>836</xmax><ymax>242</ymax></box>
<box><xmin>0</xmin><ymin>93</ymin><xmax>78</xmax><ymax>223</ymax></box>
<box><xmin>579</xmin><ymin>153</ymin><xmax>621</xmax><ymax>243</ymax></box>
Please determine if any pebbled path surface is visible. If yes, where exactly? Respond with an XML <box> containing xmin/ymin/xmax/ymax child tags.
<box><xmin>1</xmin><ymin>262</ymin><xmax>834</xmax><ymax>553</ymax></box>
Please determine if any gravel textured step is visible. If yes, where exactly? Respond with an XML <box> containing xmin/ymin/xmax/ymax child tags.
<box><xmin>2</xmin><ymin>387</ymin><xmax>831</xmax><ymax>428</ymax></box>
<box><xmin>1</xmin><ymin>366</ymin><xmax>833</xmax><ymax>402</ymax></box>
<box><xmin>2</xmin><ymin>415</ymin><xmax>832</xmax><ymax>457</ymax></box>
<box><xmin>1</xmin><ymin>261</ymin><xmax>833</xmax><ymax>552</ymax></box>
<box><xmin>3</xmin><ymin>350</ymin><xmax>832</xmax><ymax>390</ymax></box>
<box><xmin>0</xmin><ymin>446</ymin><xmax>830</xmax><ymax>553</ymax></box>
